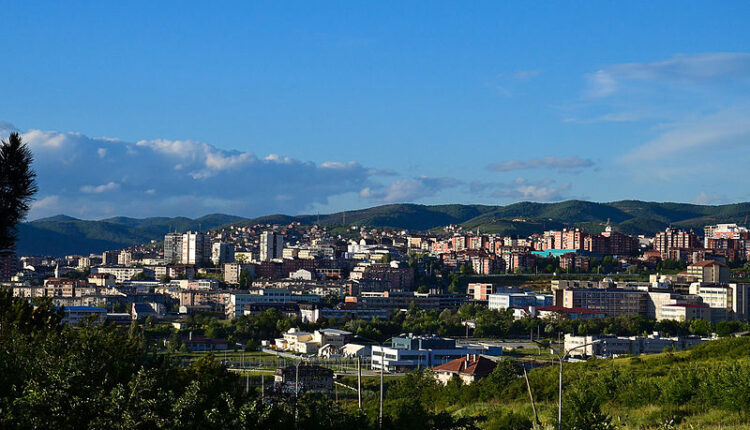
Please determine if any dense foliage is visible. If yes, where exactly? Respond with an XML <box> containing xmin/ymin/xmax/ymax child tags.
<box><xmin>0</xmin><ymin>290</ymin><xmax>482</xmax><ymax>429</ymax></box>
<box><xmin>0</xmin><ymin>132</ymin><xmax>37</xmax><ymax>249</ymax></box>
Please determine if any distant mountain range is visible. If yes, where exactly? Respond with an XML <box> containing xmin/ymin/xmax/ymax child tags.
<box><xmin>17</xmin><ymin>200</ymin><xmax>750</xmax><ymax>256</ymax></box>
<box><xmin>17</xmin><ymin>214</ymin><xmax>245</xmax><ymax>257</ymax></box>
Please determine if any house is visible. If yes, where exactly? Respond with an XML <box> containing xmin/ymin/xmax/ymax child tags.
<box><xmin>432</xmin><ymin>354</ymin><xmax>498</xmax><ymax>385</ymax></box>
<box><xmin>61</xmin><ymin>306</ymin><xmax>107</xmax><ymax>325</ymax></box>
<box><xmin>182</xmin><ymin>332</ymin><xmax>228</xmax><ymax>352</ymax></box>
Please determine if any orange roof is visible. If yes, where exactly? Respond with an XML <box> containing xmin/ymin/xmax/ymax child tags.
<box><xmin>690</xmin><ymin>260</ymin><xmax>727</xmax><ymax>267</ymax></box>
<box><xmin>433</xmin><ymin>355</ymin><xmax>497</xmax><ymax>377</ymax></box>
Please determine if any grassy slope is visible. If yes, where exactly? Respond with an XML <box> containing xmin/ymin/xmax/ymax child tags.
<box><xmin>450</xmin><ymin>337</ymin><xmax>750</xmax><ymax>429</ymax></box>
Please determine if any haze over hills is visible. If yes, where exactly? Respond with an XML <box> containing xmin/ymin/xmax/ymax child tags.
<box><xmin>16</xmin><ymin>200</ymin><xmax>750</xmax><ymax>256</ymax></box>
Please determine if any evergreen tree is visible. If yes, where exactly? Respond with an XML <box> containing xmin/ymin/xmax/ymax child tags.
<box><xmin>0</xmin><ymin>132</ymin><xmax>37</xmax><ymax>249</ymax></box>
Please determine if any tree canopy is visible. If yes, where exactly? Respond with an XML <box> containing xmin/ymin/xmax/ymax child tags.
<box><xmin>0</xmin><ymin>132</ymin><xmax>37</xmax><ymax>249</ymax></box>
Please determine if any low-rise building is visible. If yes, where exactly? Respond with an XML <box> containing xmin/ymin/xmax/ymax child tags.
<box><xmin>565</xmin><ymin>333</ymin><xmax>706</xmax><ymax>357</ymax></box>
<box><xmin>432</xmin><ymin>354</ymin><xmax>498</xmax><ymax>385</ymax></box>
<box><xmin>371</xmin><ymin>334</ymin><xmax>502</xmax><ymax>372</ymax></box>
<box><xmin>273</xmin><ymin>365</ymin><xmax>333</xmax><ymax>395</ymax></box>
<box><xmin>61</xmin><ymin>306</ymin><xmax>107</xmax><ymax>325</ymax></box>
<box><xmin>488</xmin><ymin>291</ymin><xmax>553</xmax><ymax>310</ymax></box>
<box><xmin>687</xmin><ymin>260</ymin><xmax>730</xmax><ymax>283</ymax></box>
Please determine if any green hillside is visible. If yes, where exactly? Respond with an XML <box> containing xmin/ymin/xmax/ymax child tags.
<box><xmin>17</xmin><ymin>214</ymin><xmax>245</xmax><ymax>256</ymax></box>
<box><xmin>18</xmin><ymin>200</ymin><xmax>750</xmax><ymax>256</ymax></box>
<box><xmin>242</xmin><ymin>200</ymin><xmax>750</xmax><ymax>235</ymax></box>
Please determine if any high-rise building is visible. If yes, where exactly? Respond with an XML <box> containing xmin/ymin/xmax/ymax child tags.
<box><xmin>653</xmin><ymin>228</ymin><xmax>701</xmax><ymax>258</ymax></box>
<box><xmin>164</xmin><ymin>233</ymin><xmax>183</xmax><ymax>264</ymax></box>
<box><xmin>260</xmin><ymin>231</ymin><xmax>284</xmax><ymax>261</ymax></box>
<box><xmin>182</xmin><ymin>231</ymin><xmax>210</xmax><ymax>266</ymax></box>
<box><xmin>211</xmin><ymin>242</ymin><xmax>235</xmax><ymax>266</ymax></box>
<box><xmin>118</xmin><ymin>250</ymin><xmax>132</xmax><ymax>266</ymax></box>
<box><xmin>102</xmin><ymin>250</ymin><xmax>119</xmax><ymax>265</ymax></box>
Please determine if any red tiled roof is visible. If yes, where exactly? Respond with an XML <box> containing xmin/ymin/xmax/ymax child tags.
<box><xmin>690</xmin><ymin>260</ymin><xmax>727</xmax><ymax>267</ymax></box>
<box><xmin>433</xmin><ymin>355</ymin><xmax>497</xmax><ymax>377</ymax></box>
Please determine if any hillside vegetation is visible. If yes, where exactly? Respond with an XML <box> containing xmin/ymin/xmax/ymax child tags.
<box><xmin>17</xmin><ymin>213</ymin><xmax>243</xmax><ymax>256</ymax></box>
<box><xmin>373</xmin><ymin>337</ymin><xmax>750</xmax><ymax>429</ymax></box>
<box><xmin>19</xmin><ymin>200</ymin><xmax>750</xmax><ymax>256</ymax></box>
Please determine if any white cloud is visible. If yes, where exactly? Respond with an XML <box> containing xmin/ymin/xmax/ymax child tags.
<box><xmin>18</xmin><ymin>125</ymin><xmax>378</xmax><ymax>219</ymax></box>
<box><xmin>360</xmin><ymin>177</ymin><xmax>461</xmax><ymax>203</ymax></box>
<box><xmin>488</xmin><ymin>156</ymin><xmax>594</xmax><ymax>172</ymax></box>
<box><xmin>514</xmin><ymin>70</ymin><xmax>542</xmax><ymax>80</ymax></box>
<box><xmin>471</xmin><ymin>178</ymin><xmax>573</xmax><ymax>202</ymax></box>
<box><xmin>80</xmin><ymin>182</ymin><xmax>120</xmax><ymax>194</ymax></box>
<box><xmin>694</xmin><ymin>191</ymin><xmax>725</xmax><ymax>205</ymax></box>
<box><xmin>587</xmin><ymin>70</ymin><xmax>617</xmax><ymax>97</ymax></box>
<box><xmin>587</xmin><ymin>52</ymin><xmax>750</xmax><ymax>98</ymax></box>
<box><xmin>623</xmin><ymin>107</ymin><xmax>750</xmax><ymax>161</ymax></box>
<box><xmin>30</xmin><ymin>195</ymin><xmax>61</xmax><ymax>211</ymax></box>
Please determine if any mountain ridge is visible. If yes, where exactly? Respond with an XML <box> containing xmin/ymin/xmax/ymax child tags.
<box><xmin>18</xmin><ymin>200</ymin><xmax>750</xmax><ymax>256</ymax></box>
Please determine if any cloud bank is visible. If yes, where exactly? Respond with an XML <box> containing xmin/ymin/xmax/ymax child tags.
<box><xmin>5</xmin><ymin>126</ymin><xmax>379</xmax><ymax>219</ymax></box>
<box><xmin>488</xmin><ymin>156</ymin><xmax>594</xmax><ymax>172</ymax></box>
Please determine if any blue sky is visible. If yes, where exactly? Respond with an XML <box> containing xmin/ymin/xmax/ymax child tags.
<box><xmin>2</xmin><ymin>1</ymin><xmax>750</xmax><ymax>219</ymax></box>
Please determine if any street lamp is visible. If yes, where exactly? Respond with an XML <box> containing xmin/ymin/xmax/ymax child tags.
<box><xmin>354</xmin><ymin>334</ymin><xmax>396</xmax><ymax>429</ymax></box>
<box><xmin>553</xmin><ymin>338</ymin><xmax>601</xmax><ymax>430</ymax></box>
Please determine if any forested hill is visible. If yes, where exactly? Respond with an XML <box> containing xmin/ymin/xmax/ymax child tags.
<box><xmin>242</xmin><ymin>200</ymin><xmax>750</xmax><ymax>236</ymax></box>
<box><xmin>16</xmin><ymin>214</ymin><xmax>244</xmax><ymax>256</ymax></box>
<box><xmin>18</xmin><ymin>200</ymin><xmax>750</xmax><ymax>256</ymax></box>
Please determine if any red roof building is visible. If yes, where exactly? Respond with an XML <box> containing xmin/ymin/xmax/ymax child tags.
<box><xmin>432</xmin><ymin>354</ymin><xmax>497</xmax><ymax>385</ymax></box>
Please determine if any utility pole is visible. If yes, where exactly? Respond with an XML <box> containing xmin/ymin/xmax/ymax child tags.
<box><xmin>357</xmin><ymin>356</ymin><xmax>362</xmax><ymax>409</ymax></box>
<box><xmin>523</xmin><ymin>364</ymin><xmax>540</xmax><ymax>428</ymax></box>
<box><xmin>380</xmin><ymin>355</ymin><xmax>384</xmax><ymax>429</ymax></box>
<box><xmin>558</xmin><ymin>355</ymin><xmax>564</xmax><ymax>430</ymax></box>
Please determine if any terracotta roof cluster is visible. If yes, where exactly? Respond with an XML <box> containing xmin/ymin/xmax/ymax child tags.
<box><xmin>690</xmin><ymin>260</ymin><xmax>727</xmax><ymax>267</ymax></box>
<box><xmin>433</xmin><ymin>355</ymin><xmax>497</xmax><ymax>377</ymax></box>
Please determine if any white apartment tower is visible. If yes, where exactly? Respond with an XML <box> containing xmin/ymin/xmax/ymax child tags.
<box><xmin>260</xmin><ymin>231</ymin><xmax>284</xmax><ymax>261</ymax></box>
<box><xmin>182</xmin><ymin>231</ymin><xmax>211</xmax><ymax>266</ymax></box>
<box><xmin>211</xmin><ymin>242</ymin><xmax>235</xmax><ymax>266</ymax></box>
<box><xmin>164</xmin><ymin>232</ymin><xmax>183</xmax><ymax>264</ymax></box>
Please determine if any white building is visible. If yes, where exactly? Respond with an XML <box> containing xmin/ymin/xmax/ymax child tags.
<box><xmin>226</xmin><ymin>289</ymin><xmax>321</xmax><ymax>318</ymax></box>
<box><xmin>182</xmin><ymin>231</ymin><xmax>210</xmax><ymax>266</ymax></box>
<box><xmin>211</xmin><ymin>242</ymin><xmax>235</xmax><ymax>266</ymax></box>
<box><xmin>689</xmin><ymin>283</ymin><xmax>750</xmax><ymax>322</ymax></box>
<box><xmin>92</xmin><ymin>266</ymin><xmax>147</xmax><ymax>282</ymax></box>
<box><xmin>118</xmin><ymin>251</ymin><xmax>132</xmax><ymax>266</ymax></box>
<box><xmin>565</xmin><ymin>333</ymin><xmax>706</xmax><ymax>357</ymax></box>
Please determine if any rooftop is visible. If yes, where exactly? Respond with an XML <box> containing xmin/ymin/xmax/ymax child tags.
<box><xmin>433</xmin><ymin>355</ymin><xmax>497</xmax><ymax>377</ymax></box>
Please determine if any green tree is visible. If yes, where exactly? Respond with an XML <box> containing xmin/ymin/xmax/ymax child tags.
<box><xmin>239</xmin><ymin>268</ymin><xmax>253</xmax><ymax>289</ymax></box>
<box><xmin>689</xmin><ymin>319</ymin><xmax>712</xmax><ymax>336</ymax></box>
<box><xmin>0</xmin><ymin>132</ymin><xmax>37</xmax><ymax>249</ymax></box>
